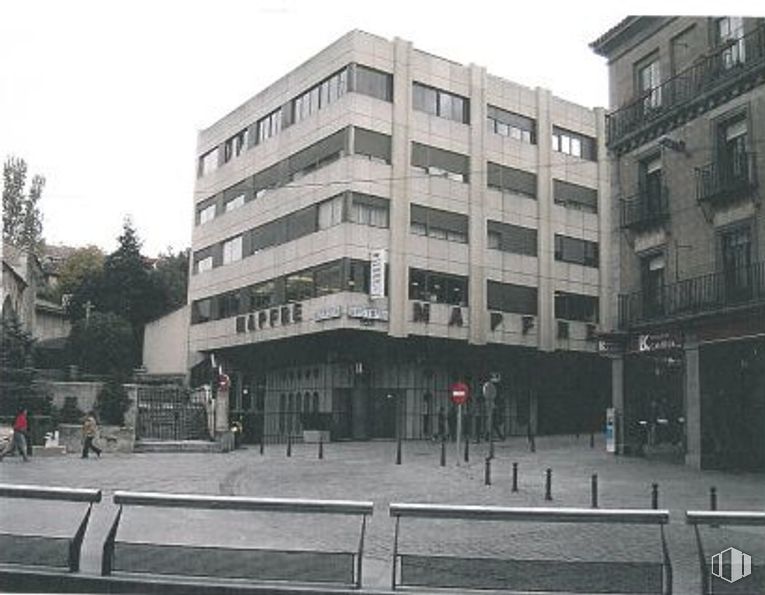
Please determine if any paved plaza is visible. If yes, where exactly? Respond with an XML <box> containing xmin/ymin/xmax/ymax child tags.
<box><xmin>1</xmin><ymin>435</ymin><xmax>764</xmax><ymax>593</ymax></box>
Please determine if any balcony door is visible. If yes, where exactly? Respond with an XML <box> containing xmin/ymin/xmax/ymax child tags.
<box><xmin>639</xmin><ymin>155</ymin><xmax>663</xmax><ymax>216</ymax></box>
<box><xmin>718</xmin><ymin>116</ymin><xmax>748</xmax><ymax>188</ymax></box>
<box><xmin>641</xmin><ymin>252</ymin><xmax>666</xmax><ymax>318</ymax></box>
<box><xmin>715</xmin><ymin>16</ymin><xmax>746</xmax><ymax>69</ymax></box>
<box><xmin>720</xmin><ymin>224</ymin><xmax>752</xmax><ymax>302</ymax></box>
<box><xmin>637</xmin><ymin>57</ymin><xmax>662</xmax><ymax>111</ymax></box>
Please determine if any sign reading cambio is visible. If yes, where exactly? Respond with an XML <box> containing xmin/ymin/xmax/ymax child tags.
<box><xmin>450</xmin><ymin>382</ymin><xmax>470</xmax><ymax>406</ymax></box>
<box><xmin>638</xmin><ymin>332</ymin><xmax>683</xmax><ymax>352</ymax></box>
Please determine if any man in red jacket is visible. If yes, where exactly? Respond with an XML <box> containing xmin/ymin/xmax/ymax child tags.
<box><xmin>0</xmin><ymin>408</ymin><xmax>29</xmax><ymax>462</ymax></box>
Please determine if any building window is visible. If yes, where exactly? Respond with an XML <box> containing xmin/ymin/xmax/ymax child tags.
<box><xmin>715</xmin><ymin>17</ymin><xmax>745</xmax><ymax>67</ymax></box>
<box><xmin>314</xmin><ymin>261</ymin><xmax>343</xmax><ymax>297</ymax></box>
<box><xmin>412</xmin><ymin>142</ymin><xmax>470</xmax><ymax>183</ymax></box>
<box><xmin>318</xmin><ymin>194</ymin><xmax>344</xmax><ymax>229</ymax></box>
<box><xmin>412</xmin><ymin>82</ymin><xmax>469</xmax><ymax>124</ymax></box>
<box><xmin>554</xmin><ymin>291</ymin><xmax>598</xmax><ymax>322</ymax></box>
<box><xmin>348</xmin><ymin>193</ymin><xmax>389</xmax><ymax>228</ymax></box>
<box><xmin>554</xmin><ymin>235</ymin><xmax>599</xmax><ymax>268</ymax></box>
<box><xmin>487</xmin><ymin>162</ymin><xmax>536</xmax><ymax>198</ymax></box>
<box><xmin>353</xmin><ymin>128</ymin><xmax>392</xmax><ymax>164</ymax></box>
<box><xmin>293</xmin><ymin>67</ymin><xmax>348</xmax><ymax>125</ymax></box>
<box><xmin>285</xmin><ymin>270</ymin><xmax>315</xmax><ymax>302</ymax></box>
<box><xmin>410</xmin><ymin>205</ymin><xmax>468</xmax><ymax>243</ymax></box>
<box><xmin>487</xmin><ymin>106</ymin><xmax>535</xmax><ymax>143</ymax></box>
<box><xmin>257</xmin><ymin>108</ymin><xmax>282</xmax><ymax>144</ymax></box>
<box><xmin>486</xmin><ymin>220</ymin><xmax>537</xmax><ymax>256</ymax></box>
<box><xmin>636</xmin><ymin>54</ymin><xmax>662</xmax><ymax>110</ymax></box>
<box><xmin>486</xmin><ymin>280</ymin><xmax>537</xmax><ymax>315</ymax></box>
<box><xmin>198</xmin><ymin>203</ymin><xmax>216</xmax><ymax>225</ymax></box>
<box><xmin>352</xmin><ymin>65</ymin><xmax>393</xmax><ymax>101</ymax></box>
<box><xmin>191</xmin><ymin>298</ymin><xmax>212</xmax><ymax>324</ymax></box>
<box><xmin>553</xmin><ymin>180</ymin><xmax>598</xmax><ymax>213</ymax></box>
<box><xmin>552</xmin><ymin>127</ymin><xmax>597</xmax><ymax>161</ymax></box>
<box><xmin>222</xmin><ymin>236</ymin><xmax>243</xmax><ymax>265</ymax></box>
<box><xmin>197</xmin><ymin>147</ymin><xmax>219</xmax><ymax>178</ymax></box>
<box><xmin>195</xmin><ymin>256</ymin><xmax>213</xmax><ymax>274</ymax></box>
<box><xmin>409</xmin><ymin>268</ymin><xmax>468</xmax><ymax>306</ymax></box>
<box><xmin>224</xmin><ymin>193</ymin><xmax>245</xmax><ymax>213</ymax></box>
<box><xmin>224</xmin><ymin>129</ymin><xmax>248</xmax><ymax>163</ymax></box>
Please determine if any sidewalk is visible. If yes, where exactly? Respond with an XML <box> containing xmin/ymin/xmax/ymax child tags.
<box><xmin>1</xmin><ymin>435</ymin><xmax>763</xmax><ymax>593</ymax></box>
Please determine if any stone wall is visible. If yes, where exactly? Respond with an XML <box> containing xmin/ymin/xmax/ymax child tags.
<box><xmin>59</xmin><ymin>423</ymin><xmax>135</xmax><ymax>455</ymax></box>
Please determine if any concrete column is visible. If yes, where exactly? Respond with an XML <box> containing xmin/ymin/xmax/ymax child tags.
<box><xmin>611</xmin><ymin>355</ymin><xmax>624</xmax><ymax>453</ymax></box>
<box><xmin>214</xmin><ymin>389</ymin><xmax>229</xmax><ymax>433</ymax></box>
<box><xmin>535</xmin><ymin>88</ymin><xmax>554</xmax><ymax>352</ymax></box>
<box><xmin>529</xmin><ymin>392</ymin><xmax>539</xmax><ymax>435</ymax></box>
<box><xmin>684</xmin><ymin>337</ymin><xmax>702</xmax><ymax>469</ymax></box>
<box><xmin>468</xmin><ymin>64</ymin><xmax>488</xmax><ymax>345</ymax></box>
<box><xmin>389</xmin><ymin>38</ymin><xmax>413</xmax><ymax>338</ymax></box>
<box><xmin>594</xmin><ymin>107</ymin><xmax>612</xmax><ymax>330</ymax></box>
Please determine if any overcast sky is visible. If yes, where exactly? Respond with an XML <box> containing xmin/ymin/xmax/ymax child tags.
<box><xmin>1</xmin><ymin>0</ymin><xmax>757</xmax><ymax>256</ymax></box>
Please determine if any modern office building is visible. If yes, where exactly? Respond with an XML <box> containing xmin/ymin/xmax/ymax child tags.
<box><xmin>592</xmin><ymin>17</ymin><xmax>765</xmax><ymax>469</ymax></box>
<box><xmin>188</xmin><ymin>30</ymin><xmax>610</xmax><ymax>443</ymax></box>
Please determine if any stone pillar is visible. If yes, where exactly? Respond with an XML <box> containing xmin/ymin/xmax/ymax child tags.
<box><xmin>214</xmin><ymin>389</ymin><xmax>229</xmax><ymax>434</ymax></box>
<box><xmin>684</xmin><ymin>337</ymin><xmax>702</xmax><ymax>469</ymax></box>
<box><xmin>611</xmin><ymin>356</ymin><xmax>624</xmax><ymax>453</ymax></box>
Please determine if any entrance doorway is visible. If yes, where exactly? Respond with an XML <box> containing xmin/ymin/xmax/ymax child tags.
<box><xmin>368</xmin><ymin>391</ymin><xmax>400</xmax><ymax>438</ymax></box>
<box><xmin>332</xmin><ymin>389</ymin><xmax>353</xmax><ymax>440</ymax></box>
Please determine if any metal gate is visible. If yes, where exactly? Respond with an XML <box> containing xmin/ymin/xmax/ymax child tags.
<box><xmin>136</xmin><ymin>386</ymin><xmax>209</xmax><ymax>441</ymax></box>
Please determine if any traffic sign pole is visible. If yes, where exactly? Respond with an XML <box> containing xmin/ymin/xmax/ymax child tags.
<box><xmin>456</xmin><ymin>403</ymin><xmax>462</xmax><ymax>467</ymax></box>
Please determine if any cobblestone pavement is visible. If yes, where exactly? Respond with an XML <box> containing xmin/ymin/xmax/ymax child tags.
<box><xmin>1</xmin><ymin>434</ymin><xmax>763</xmax><ymax>593</ymax></box>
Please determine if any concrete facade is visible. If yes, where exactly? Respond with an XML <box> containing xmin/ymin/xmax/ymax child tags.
<box><xmin>188</xmin><ymin>31</ymin><xmax>610</xmax><ymax>443</ymax></box>
<box><xmin>142</xmin><ymin>306</ymin><xmax>190</xmax><ymax>376</ymax></box>
<box><xmin>592</xmin><ymin>17</ymin><xmax>765</xmax><ymax>469</ymax></box>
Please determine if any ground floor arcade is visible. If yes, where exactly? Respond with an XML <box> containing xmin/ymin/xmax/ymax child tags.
<box><xmin>198</xmin><ymin>331</ymin><xmax>609</xmax><ymax>445</ymax></box>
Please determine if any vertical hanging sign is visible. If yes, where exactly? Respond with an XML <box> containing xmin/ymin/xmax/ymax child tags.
<box><xmin>370</xmin><ymin>248</ymin><xmax>386</xmax><ymax>299</ymax></box>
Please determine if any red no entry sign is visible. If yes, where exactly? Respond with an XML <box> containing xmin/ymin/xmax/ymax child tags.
<box><xmin>450</xmin><ymin>382</ymin><xmax>470</xmax><ymax>405</ymax></box>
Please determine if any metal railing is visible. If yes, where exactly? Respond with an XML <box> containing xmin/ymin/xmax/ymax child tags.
<box><xmin>695</xmin><ymin>151</ymin><xmax>758</xmax><ymax>205</ymax></box>
<box><xmin>0</xmin><ymin>483</ymin><xmax>101</xmax><ymax>572</ymax></box>
<box><xmin>606</xmin><ymin>24</ymin><xmax>765</xmax><ymax>147</ymax></box>
<box><xmin>103</xmin><ymin>490</ymin><xmax>374</xmax><ymax>589</ymax></box>
<box><xmin>619</xmin><ymin>261</ymin><xmax>765</xmax><ymax>328</ymax></box>
<box><xmin>620</xmin><ymin>183</ymin><xmax>670</xmax><ymax>230</ymax></box>
<box><xmin>686</xmin><ymin>510</ymin><xmax>765</xmax><ymax>594</ymax></box>
<box><xmin>389</xmin><ymin>503</ymin><xmax>672</xmax><ymax>593</ymax></box>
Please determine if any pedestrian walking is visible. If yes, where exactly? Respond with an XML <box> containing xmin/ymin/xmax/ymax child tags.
<box><xmin>81</xmin><ymin>412</ymin><xmax>102</xmax><ymax>458</ymax></box>
<box><xmin>0</xmin><ymin>408</ymin><xmax>29</xmax><ymax>462</ymax></box>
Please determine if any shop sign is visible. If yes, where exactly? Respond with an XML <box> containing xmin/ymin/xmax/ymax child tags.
<box><xmin>314</xmin><ymin>305</ymin><xmax>343</xmax><ymax>322</ymax></box>
<box><xmin>370</xmin><ymin>249</ymin><xmax>386</xmax><ymax>299</ymax></box>
<box><xmin>638</xmin><ymin>332</ymin><xmax>683</xmax><ymax>352</ymax></box>
<box><xmin>235</xmin><ymin>302</ymin><xmax>303</xmax><ymax>334</ymax></box>
<box><xmin>348</xmin><ymin>306</ymin><xmax>389</xmax><ymax>321</ymax></box>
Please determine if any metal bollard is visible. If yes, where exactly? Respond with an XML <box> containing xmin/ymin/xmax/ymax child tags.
<box><xmin>589</xmin><ymin>432</ymin><xmax>595</xmax><ymax>449</ymax></box>
<box><xmin>710</xmin><ymin>486</ymin><xmax>717</xmax><ymax>511</ymax></box>
<box><xmin>395</xmin><ymin>437</ymin><xmax>402</xmax><ymax>465</ymax></box>
<box><xmin>440</xmin><ymin>438</ymin><xmax>446</xmax><ymax>467</ymax></box>
<box><xmin>591</xmin><ymin>473</ymin><xmax>598</xmax><ymax>508</ymax></box>
<box><xmin>545</xmin><ymin>468</ymin><xmax>552</xmax><ymax>501</ymax></box>
<box><xmin>259</xmin><ymin>436</ymin><xmax>264</xmax><ymax>456</ymax></box>
<box><xmin>287</xmin><ymin>435</ymin><xmax>292</xmax><ymax>458</ymax></box>
<box><xmin>512</xmin><ymin>462</ymin><xmax>518</xmax><ymax>492</ymax></box>
<box><xmin>318</xmin><ymin>438</ymin><xmax>323</xmax><ymax>460</ymax></box>
<box><xmin>651</xmin><ymin>483</ymin><xmax>659</xmax><ymax>510</ymax></box>
<box><xmin>530</xmin><ymin>434</ymin><xmax>536</xmax><ymax>453</ymax></box>
<box><xmin>484</xmin><ymin>457</ymin><xmax>491</xmax><ymax>486</ymax></box>
<box><xmin>464</xmin><ymin>436</ymin><xmax>470</xmax><ymax>463</ymax></box>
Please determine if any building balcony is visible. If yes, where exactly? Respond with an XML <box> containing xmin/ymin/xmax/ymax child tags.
<box><xmin>618</xmin><ymin>261</ymin><xmax>765</xmax><ymax>329</ymax></box>
<box><xmin>695</xmin><ymin>152</ymin><xmax>758</xmax><ymax>206</ymax></box>
<box><xmin>620</xmin><ymin>184</ymin><xmax>669</xmax><ymax>231</ymax></box>
<box><xmin>606</xmin><ymin>24</ymin><xmax>765</xmax><ymax>150</ymax></box>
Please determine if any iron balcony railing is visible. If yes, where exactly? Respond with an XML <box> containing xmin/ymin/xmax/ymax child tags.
<box><xmin>620</xmin><ymin>182</ymin><xmax>670</xmax><ymax>231</ymax></box>
<box><xmin>695</xmin><ymin>151</ymin><xmax>758</xmax><ymax>205</ymax></box>
<box><xmin>606</xmin><ymin>24</ymin><xmax>765</xmax><ymax>147</ymax></box>
<box><xmin>618</xmin><ymin>261</ymin><xmax>765</xmax><ymax>328</ymax></box>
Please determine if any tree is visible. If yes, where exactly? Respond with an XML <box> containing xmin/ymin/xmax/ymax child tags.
<box><xmin>2</xmin><ymin>156</ymin><xmax>46</xmax><ymax>252</ymax></box>
<box><xmin>95</xmin><ymin>379</ymin><xmax>131</xmax><ymax>426</ymax></box>
<box><xmin>148</xmin><ymin>247</ymin><xmax>189</xmax><ymax>320</ymax></box>
<box><xmin>57</xmin><ymin>245</ymin><xmax>105</xmax><ymax>297</ymax></box>
<box><xmin>66</xmin><ymin>312</ymin><xmax>138</xmax><ymax>376</ymax></box>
